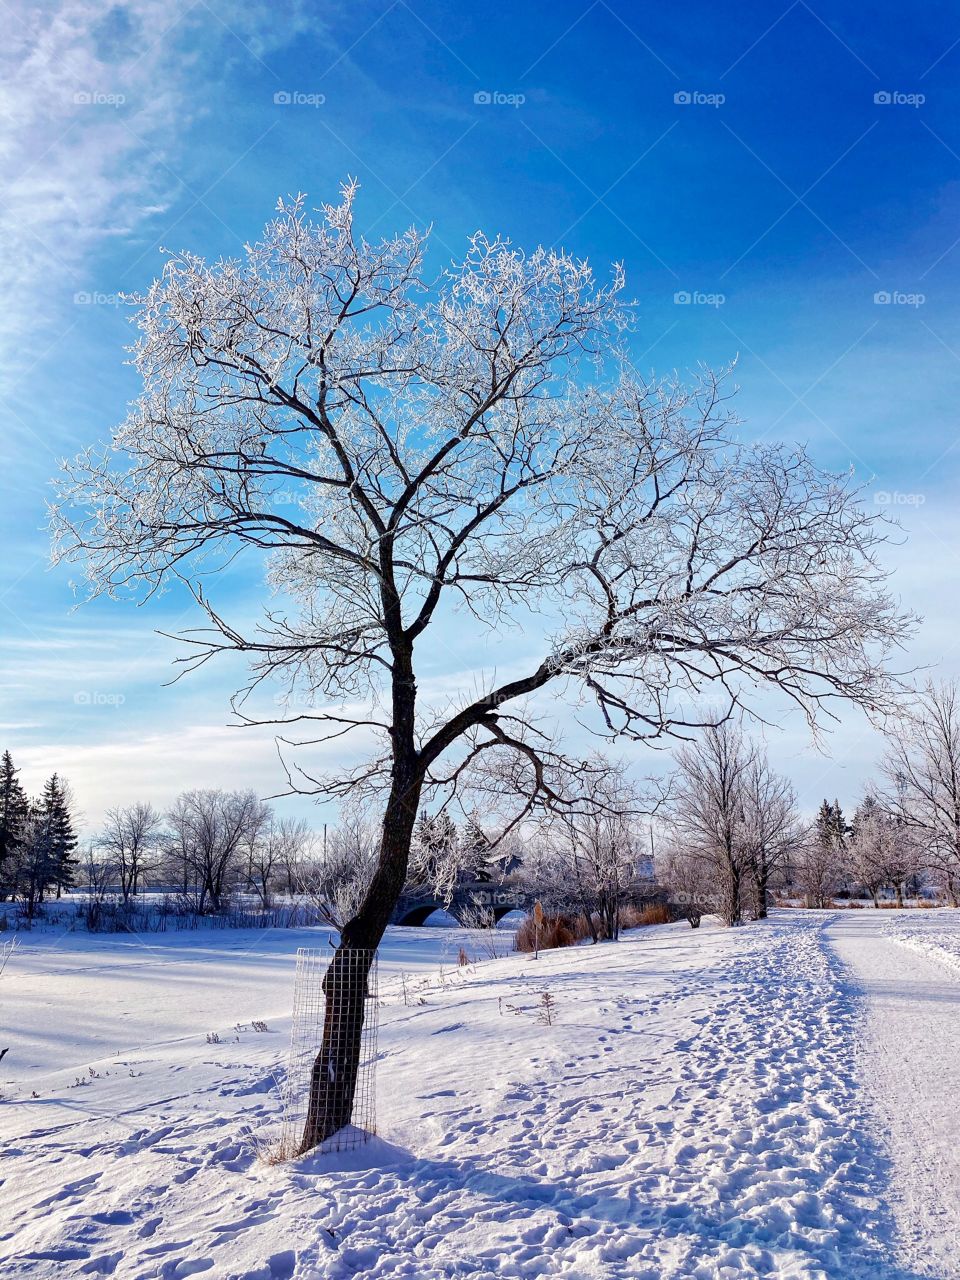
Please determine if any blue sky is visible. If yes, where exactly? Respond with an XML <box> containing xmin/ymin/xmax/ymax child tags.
<box><xmin>3</xmin><ymin>0</ymin><xmax>960</xmax><ymax>829</ymax></box>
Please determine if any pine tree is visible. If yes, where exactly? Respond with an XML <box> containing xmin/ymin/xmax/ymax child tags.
<box><xmin>408</xmin><ymin>809</ymin><xmax>460</xmax><ymax>896</ymax></box>
<box><xmin>814</xmin><ymin>800</ymin><xmax>839</xmax><ymax>854</ymax></box>
<box><xmin>831</xmin><ymin>800</ymin><xmax>849</xmax><ymax>846</ymax></box>
<box><xmin>851</xmin><ymin>793</ymin><xmax>881</xmax><ymax>841</ymax></box>
<box><xmin>15</xmin><ymin>801</ymin><xmax>58</xmax><ymax>919</ymax></box>
<box><xmin>0</xmin><ymin>751</ymin><xmax>28</xmax><ymax>900</ymax></box>
<box><xmin>802</xmin><ymin>798</ymin><xmax>846</xmax><ymax>907</ymax></box>
<box><xmin>41</xmin><ymin>774</ymin><xmax>79</xmax><ymax>899</ymax></box>
<box><xmin>408</xmin><ymin>809</ymin><xmax>437</xmax><ymax>887</ymax></box>
<box><xmin>460</xmin><ymin>814</ymin><xmax>490</xmax><ymax>881</ymax></box>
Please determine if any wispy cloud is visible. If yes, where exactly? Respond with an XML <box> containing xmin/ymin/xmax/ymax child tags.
<box><xmin>0</xmin><ymin>0</ymin><xmax>314</xmax><ymax>368</ymax></box>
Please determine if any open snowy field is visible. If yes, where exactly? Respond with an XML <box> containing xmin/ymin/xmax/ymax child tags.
<box><xmin>2</xmin><ymin>910</ymin><xmax>960</xmax><ymax>1279</ymax></box>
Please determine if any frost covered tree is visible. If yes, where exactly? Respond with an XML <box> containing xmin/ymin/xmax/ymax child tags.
<box><xmin>532</xmin><ymin>758</ymin><xmax>648</xmax><ymax>941</ymax></box>
<box><xmin>656</xmin><ymin>846</ymin><xmax>708</xmax><ymax>926</ymax></box>
<box><xmin>98</xmin><ymin>802</ymin><xmax>164</xmax><ymax>901</ymax></box>
<box><xmin>882</xmin><ymin>679</ymin><xmax>960</xmax><ymax>905</ymax></box>
<box><xmin>797</xmin><ymin>800</ymin><xmax>846</xmax><ymax>907</ymax></box>
<box><xmin>408</xmin><ymin>810</ymin><xmax>460</xmax><ymax>901</ymax></box>
<box><xmin>459</xmin><ymin>815</ymin><xmax>492</xmax><ymax>880</ymax></box>
<box><xmin>665</xmin><ymin>723</ymin><xmax>755</xmax><ymax>926</ymax></box>
<box><xmin>847</xmin><ymin>794</ymin><xmax>885</xmax><ymax>904</ymax></box>
<box><xmin>740</xmin><ymin>755</ymin><xmax>803</xmax><ymax>919</ymax></box>
<box><xmin>297</xmin><ymin>808</ymin><xmax>379</xmax><ymax>929</ymax></box>
<box><xmin>165</xmin><ymin>789</ymin><xmax>268</xmax><ymax>913</ymax></box>
<box><xmin>850</xmin><ymin>793</ymin><xmax>916</xmax><ymax>906</ymax></box>
<box><xmin>246</xmin><ymin>816</ymin><xmax>311</xmax><ymax>909</ymax></box>
<box><xmin>52</xmin><ymin>184</ymin><xmax>909</xmax><ymax>1148</ymax></box>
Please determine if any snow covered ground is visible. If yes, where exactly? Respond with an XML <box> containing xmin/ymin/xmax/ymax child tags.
<box><xmin>832</xmin><ymin>912</ymin><xmax>960</xmax><ymax>1279</ymax></box>
<box><xmin>1</xmin><ymin>909</ymin><xmax>958</xmax><ymax>1278</ymax></box>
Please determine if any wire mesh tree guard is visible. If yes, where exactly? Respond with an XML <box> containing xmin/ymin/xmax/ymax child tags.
<box><xmin>280</xmin><ymin>947</ymin><xmax>379</xmax><ymax>1157</ymax></box>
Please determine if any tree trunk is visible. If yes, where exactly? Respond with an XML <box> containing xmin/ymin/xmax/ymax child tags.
<box><xmin>299</xmin><ymin>644</ymin><xmax>422</xmax><ymax>1154</ymax></box>
<box><xmin>721</xmin><ymin>856</ymin><xmax>743</xmax><ymax>926</ymax></box>
<box><xmin>298</xmin><ymin>776</ymin><xmax>421</xmax><ymax>1153</ymax></box>
<box><xmin>752</xmin><ymin>862</ymin><xmax>769</xmax><ymax>919</ymax></box>
<box><xmin>298</xmin><ymin>944</ymin><xmax>374</xmax><ymax>1151</ymax></box>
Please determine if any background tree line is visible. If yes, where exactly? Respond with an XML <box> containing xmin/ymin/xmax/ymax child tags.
<box><xmin>0</xmin><ymin>751</ymin><xmax>77</xmax><ymax>918</ymax></box>
<box><xmin>654</xmin><ymin>679</ymin><xmax>960</xmax><ymax>921</ymax></box>
<box><xmin>7</xmin><ymin>678</ymin><xmax>960</xmax><ymax>932</ymax></box>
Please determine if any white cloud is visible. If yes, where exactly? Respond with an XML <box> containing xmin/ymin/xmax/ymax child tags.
<box><xmin>0</xmin><ymin>0</ymin><xmax>315</xmax><ymax>370</ymax></box>
<box><xmin>15</xmin><ymin>720</ymin><xmax>327</xmax><ymax>831</ymax></box>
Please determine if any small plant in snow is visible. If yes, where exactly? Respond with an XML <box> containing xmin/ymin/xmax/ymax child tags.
<box><xmin>537</xmin><ymin>990</ymin><xmax>558</xmax><ymax>1026</ymax></box>
<box><xmin>499</xmin><ymin>988</ymin><xmax>559</xmax><ymax>1025</ymax></box>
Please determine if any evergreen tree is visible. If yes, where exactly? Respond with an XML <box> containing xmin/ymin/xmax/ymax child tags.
<box><xmin>0</xmin><ymin>750</ymin><xmax>28</xmax><ymax>899</ymax></box>
<box><xmin>408</xmin><ymin>809</ymin><xmax>460</xmax><ymax>895</ymax></box>
<box><xmin>814</xmin><ymin>800</ymin><xmax>835</xmax><ymax>850</ymax></box>
<box><xmin>408</xmin><ymin>809</ymin><xmax>437</xmax><ymax>887</ymax></box>
<box><xmin>15</xmin><ymin>801</ymin><xmax>58</xmax><ymax>919</ymax></box>
<box><xmin>41</xmin><ymin>774</ymin><xmax>79</xmax><ymax>899</ymax></box>
<box><xmin>830</xmin><ymin>799</ymin><xmax>849</xmax><ymax>846</ymax></box>
<box><xmin>460</xmin><ymin>814</ymin><xmax>490</xmax><ymax>880</ymax></box>
<box><xmin>802</xmin><ymin>797</ymin><xmax>849</xmax><ymax>906</ymax></box>
<box><xmin>850</xmin><ymin>793</ymin><xmax>881</xmax><ymax>841</ymax></box>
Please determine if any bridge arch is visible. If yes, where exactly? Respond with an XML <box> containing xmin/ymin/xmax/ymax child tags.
<box><xmin>394</xmin><ymin>902</ymin><xmax>446</xmax><ymax>927</ymax></box>
<box><xmin>392</xmin><ymin>885</ymin><xmax>531</xmax><ymax>927</ymax></box>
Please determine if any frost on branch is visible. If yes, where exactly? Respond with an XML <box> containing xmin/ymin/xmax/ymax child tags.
<box><xmin>52</xmin><ymin>180</ymin><xmax>910</xmax><ymax>912</ymax></box>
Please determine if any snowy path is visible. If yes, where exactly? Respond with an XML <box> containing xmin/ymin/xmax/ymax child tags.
<box><xmin>2</xmin><ymin>913</ymin><xmax>931</xmax><ymax>1279</ymax></box>
<box><xmin>829</xmin><ymin>913</ymin><xmax>960</xmax><ymax>1279</ymax></box>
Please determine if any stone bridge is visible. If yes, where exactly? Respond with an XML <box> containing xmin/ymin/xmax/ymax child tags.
<box><xmin>391</xmin><ymin>881</ymin><xmax>531</xmax><ymax>927</ymax></box>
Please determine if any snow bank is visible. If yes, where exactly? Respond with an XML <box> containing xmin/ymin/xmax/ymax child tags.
<box><xmin>882</xmin><ymin>908</ymin><xmax>960</xmax><ymax>978</ymax></box>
